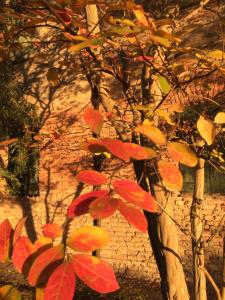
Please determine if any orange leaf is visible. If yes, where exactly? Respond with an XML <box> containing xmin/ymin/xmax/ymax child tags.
<box><xmin>34</xmin><ymin>237</ymin><xmax>53</xmax><ymax>251</ymax></box>
<box><xmin>71</xmin><ymin>254</ymin><xmax>119</xmax><ymax>293</ymax></box>
<box><xmin>123</xmin><ymin>142</ymin><xmax>157</xmax><ymax>160</ymax></box>
<box><xmin>135</xmin><ymin>125</ymin><xmax>166</xmax><ymax>145</ymax></box>
<box><xmin>67</xmin><ymin>226</ymin><xmax>109</xmax><ymax>252</ymax></box>
<box><xmin>167</xmin><ymin>142</ymin><xmax>198</xmax><ymax>167</ymax></box>
<box><xmin>28</xmin><ymin>244</ymin><xmax>64</xmax><ymax>286</ymax></box>
<box><xmin>0</xmin><ymin>219</ymin><xmax>13</xmax><ymax>263</ymax></box>
<box><xmin>12</xmin><ymin>236</ymin><xmax>35</xmax><ymax>273</ymax></box>
<box><xmin>76</xmin><ymin>170</ymin><xmax>107</xmax><ymax>186</ymax></box>
<box><xmin>0</xmin><ymin>138</ymin><xmax>18</xmax><ymax>147</ymax></box>
<box><xmin>67</xmin><ymin>190</ymin><xmax>109</xmax><ymax>218</ymax></box>
<box><xmin>118</xmin><ymin>199</ymin><xmax>148</xmax><ymax>232</ymax></box>
<box><xmin>83</xmin><ymin>107</ymin><xmax>104</xmax><ymax>135</ymax></box>
<box><xmin>42</xmin><ymin>224</ymin><xmax>63</xmax><ymax>240</ymax></box>
<box><xmin>89</xmin><ymin>196</ymin><xmax>118</xmax><ymax>219</ymax></box>
<box><xmin>101</xmin><ymin>138</ymin><xmax>130</xmax><ymax>162</ymax></box>
<box><xmin>13</xmin><ymin>217</ymin><xmax>27</xmax><ymax>246</ymax></box>
<box><xmin>36</xmin><ymin>288</ymin><xmax>44</xmax><ymax>300</ymax></box>
<box><xmin>44</xmin><ymin>263</ymin><xmax>76</xmax><ymax>300</ymax></box>
<box><xmin>157</xmin><ymin>160</ymin><xmax>183</xmax><ymax>191</ymax></box>
<box><xmin>112</xmin><ymin>180</ymin><xmax>155</xmax><ymax>212</ymax></box>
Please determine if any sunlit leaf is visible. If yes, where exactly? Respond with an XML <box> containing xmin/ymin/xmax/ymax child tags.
<box><xmin>0</xmin><ymin>138</ymin><xmax>18</xmax><ymax>147</ymax></box>
<box><xmin>167</xmin><ymin>142</ymin><xmax>198</xmax><ymax>167</ymax></box>
<box><xmin>34</xmin><ymin>237</ymin><xmax>53</xmax><ymax>250</ymax></box>
<box><xmin>0</xmin><ymin>219</ymin><xmax>13</xmax><ymax>263</ymax></box>
<box><xmin>12</xmin><ymin>236</ymin><xmax>35</xmax><ymax>273</ymax></box>
<box><xmin>67</xmin><ymin>190</ymin><xmax>109</xmax><ymax>218</ymax></box>
<box><xmin>76</xmin><ymin>170</ymin><xmax>107</xmax><ymax>186</ymax></box>
<box><xmin>197</xmin><ymin>115</ymin><xmax>215</xmax><ymax>145</ymax></box>
<box><xmin>118</xmin><ymin>199</ymin><xmax>147</xmax><ymax>232</ymax></box>
<box><xmin>157</xmin><ymin>160</ymin><xmax>183</xmax><ymax>191</ymax></box>
<box><xmin>150</xmin><ymin>35</ymin><xmax>171</xmax><ymax>47</ymax></box>
<box><xmin>101</xmin><ymin>138</ymin><xmax>130</xmax><ymax>162</ymax></box>
<box><xmin>13</xmin><ymin>217</ymin><xmax>27</xmax><ymax>246</ymax></box>
<box><xmin>36</xmin><ymin>288</ymin><xmax>44</xmax><ymax>300</ymax></box>
<box><xmin>67</xmin><ymin>225</ymin><xmax>109</xmax><ymax>252</ymax></box>
<box><xmin>113</xmin><ymin>180</ymin><xmax>155</xmax><ymax>212</ymax></box>
<box><xmin>135</xmin><ymin>125</ymin><xmax>166</xmax><ymax>145</ymax></box>
<box><xmin>89</xmin><ymin>196</ymin><xmax>118</xmax><ymax>219</ymax></box>
<box><xmin>83</xmin><ymin>107</ymin><xmax>104</xmax><ymax>135</ymax></box>
<box><xmin>0</xmin><ymin>285</ymin><xmax>21</xmax><ymax>300</ymax></box>
<box><xmin>42</xmin><ymin>224</ymin><xmax>63</xmax><ymax>240</ymax></box>
<box><xmin>68</xmin><ymin>38</ymin><xmax>103</xmax><ymax>52</ymax></box>
<box><xmin>123</xmin><ymin>142</ymin><xmax>157</xmax><ymax>160</ymax></box>
<box><xmin>214</xmin><ymin>112</ymin><xmax>225</xmax><ymax>124</ymax></box>
<box><xmin>71</xmin><ymin>254</ymin><xmax>119</xmax><ymax>293</ymax></box>
<box><xmin>28</xmin><ymin>244</ymin><xmax>64</xmax><ymax>286</ymax></box>
<box><xmin>133</xmin><ymin>8</ymin><xmax>149</xmax><ymax>27</ymax></box>
<box><xmin>157</xmin><ymin>76</ymin><xmax>171</xmax><ymax>95</ymax></box>
<box><xmin>207</xmin><ymin>50</ymin><xmax>225</xmax><ymax>60</ymax></box>
<box><xmin>155</xmin><ymin>109</ymin><xmax>175</xmax><ymax>125</ymax></box>
<box><xmin>44</xmin><ymin>263</ymin><xmax>76</xmax><ymax>300</ymax></box>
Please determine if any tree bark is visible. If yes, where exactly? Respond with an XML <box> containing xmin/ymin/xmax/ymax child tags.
<box><xmin>191</xmin><ymin>158</ymin><xmax>207</xmax><ymax>300</ymax></box>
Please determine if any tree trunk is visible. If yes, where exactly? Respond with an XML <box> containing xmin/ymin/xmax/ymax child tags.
<box><xmin>191</xmin><ymin>158</ymin><xmax>207</xmax><ymax>300</ymax></box>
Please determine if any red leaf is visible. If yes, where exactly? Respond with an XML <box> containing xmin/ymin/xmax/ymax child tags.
<box><xmin>113</xmin><ymin>180</ymin><xmax>155</xmax><ymax>212</ymax></box>
<box><xmin>13</xmin><ymin>217</ymin><xmax>27</xmax><ymax>246</ymax></box>
<box><xmin>0</xmin><ymin>219</ymin><xmax>13</xmax><ymax>263</ymax></box>
<box><xmin>84</xmin><ymin>107</ymin><xmax>104</xmax><ymax>135</ymax></box>
<box><xmin>67</xmin><ymin>190</ymin><xmax>109</xmax><ymax>218</ymax></box>
<box><xmin>42</xmin><ymin>224</ymin><xmax>63</xmax><ymax>240</ymax></box>
<box><xmin>123</xmin><ymin>142</ymin><xmax>157</xmax><ymax>160</ymax></box>
<box><xmin>76</xmin><ymin>170</ymin><xmax>107</xmax><ymax>186</ymax></box>
<box><xmin>12</xmin><ymin>236</ymin><xmax>35</xmax><ymax>273</ymax></box>
<box><xmin>101</xmin><ymin>138</ymin><xmax>130</xmax><ymax>162</ymax></box>
<box><xmin>118</xmin><ymin>199</ymin><xmax>148</xmax><ymax>232</ymax></box>
<box><xmin>28</xmin><ymin>244</ymin><xmax>64</xmax><ymax>286</ymax></box>
<box><xmin>134</xmin><ymin>55</ymin><xmax>154</xmax><ymax>62</ymax></box>
<box><xmin>67</xmin><ymin>226</ymin><xmax>109</xmax><ymax>252</ymax></box>
<box><xmin>44</xmin><ymin>262</ymin><xmax>76</xmax><ymax>300</ymax></box>
<box><xmin>157</xmin><ymin>160</ymin><xmax>183</xmax><ymax>191</ymax></box>
<box><xmin>89</xmin><ymin>196</ymin><xmax>118</xmax><ymax>219</ymax></box>
<box><xmin>71</xmin><ymin>254</ymin><xmax>119</xmax><ymax>293</ymax></box>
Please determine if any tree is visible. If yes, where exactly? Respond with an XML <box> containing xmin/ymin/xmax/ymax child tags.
<box><xmin>0</xmin><ymin>1</ymin><xmax>224</xmax><ymax>299</ymax></box>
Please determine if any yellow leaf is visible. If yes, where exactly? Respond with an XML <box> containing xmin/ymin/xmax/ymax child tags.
<box><xmin>133</xmin><ymin>9</ymin><xmax>149</xmax><ymax>27</ymax></box>
<box><xmin>207</xmin><ymin>50</ymin><xmax>225</xmax><ymax>60</ymax></box>
<box><xmin>0</xmin><ymin>285</ymin><xmax>21</xmax><ymax>300</ymax></box>
<box><xmin>157</xmin><ymin>160</ymin><xmax>183</xmax><ymax>191</ymax></box>
<box><xmin>150</xmin><ymin>35</ymin><xmax>171</xmax><ymax>47</ymax></box>
<box><xmin>36</xmin><ymin>288</ymin><xmax>44</xmax><ymax>300</ymax></box>
<box><xmin>167</xmin><ymin>142</ymin><xmax>198</xmax><ymax>167</ymax></box>
<box><xmin>135</xmin><ymin>124</ymin><xmax>166</xmax><ymax>145</ymax></box>
<box><xmin>155</xmin><ymin>109</ymin><xmax>175</xmax><ymax>125</ymax></box>
<box><xmin>197</xmin><ymin>116</ymin><xmax>215</xmax><ymax>145</ymax></box>
<box><xmin>214</xmin><ymin>112</ymin><xmax>225</xmax><ymax>124</ymax></box>
<box><xmin>67</xmin><ymin>225</ymin><xmax>110</xmax><ymax>252</ymax></box>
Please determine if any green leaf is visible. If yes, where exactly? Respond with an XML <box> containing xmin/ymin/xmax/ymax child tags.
<box><xmin>157</xmin><ymin>76</ymin><xmax>171</xmax><ymax>95</ymax></box>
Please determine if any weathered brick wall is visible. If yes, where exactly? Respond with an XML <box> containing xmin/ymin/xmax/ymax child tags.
<box><xmin>0</xmin><ymin>51</ymin><xmax>224</xmax><ymax>296</ymax></box>
<box><xmin>0</xmin><ymin>100</ymin><xmax>224</xmax><ymax>289</ymax></box>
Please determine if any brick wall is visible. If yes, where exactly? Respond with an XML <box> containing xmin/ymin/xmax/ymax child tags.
<box><xmin>0</xmin><ymin>57</ymin><xmax>224</xmax><ymax>296</ymax></box>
